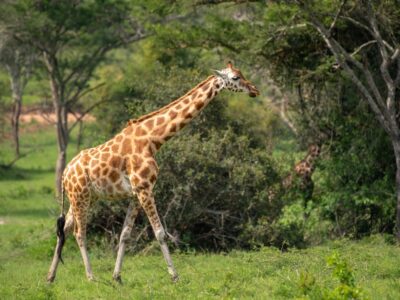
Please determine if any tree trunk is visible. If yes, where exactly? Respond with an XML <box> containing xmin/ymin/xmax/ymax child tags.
<box><xmin>76</xmin><ymin>119</ymin><xmax>83</xmax><ymax>152</ymax></box>
<box><xmin>392</xmin><ymin>138</ymin><xmax>400</xmax><ymax>242</ymax></box>
<box><xmin>8</xmin><ymin>66</ymin><xmax>22</xmax><ymax>158</ymax></box>
<box><xmin>53</xmin><ymin>96</ymin><xmax>69</xmax><ymax>198</ymax></box>
<box><xmin>44</xmin><ymin>52</ymin><xmax>70</xmax><ymax>199</ymax></box>
<box><xmin>11</xmin><ymin>85</ymin><xmax>22</xmax><ymax>158</ymax></box>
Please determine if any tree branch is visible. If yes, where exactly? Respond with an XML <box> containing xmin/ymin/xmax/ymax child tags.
<box><xmin>364</xmin><ymin>2</ymin><xmax>396</xmax><ymax>114</ymax></box>
<box><xmin>328</xmin><ymin>0</ymin><xmax>346</xmax><ymax>35</ymax></box>
<box><xmin>301</xmin><ymin>6</ymin><xmax>392</xmax><ymax>134</ymax></box>
<box><xmin>350</xmin><ymin>40</ymin><xmax>376</xmax><ymax>57</ymax></box>
<box><xmin>68</xmin><ymin>98</ymin><xmax>107</xmax><ymax>134</ymax></box>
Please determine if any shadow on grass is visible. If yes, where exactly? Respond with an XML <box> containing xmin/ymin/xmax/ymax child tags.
<box><xmin>0</xmin><ymin>165</ymin><xmax>54</xmax><ymax>181</ymax></box>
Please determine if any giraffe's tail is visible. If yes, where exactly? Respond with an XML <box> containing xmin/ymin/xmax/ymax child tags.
<box><xmin>56</xmin><ymin>214</ymin><xmax>66</xmax><ymax>264</ymax></box>
<box><xmin>56</xmin><ymin>175</ymin><xmax>66</xmax><ymax>264</ymax></box>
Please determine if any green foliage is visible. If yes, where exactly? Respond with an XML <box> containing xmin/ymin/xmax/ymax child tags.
<box><xmin>88</xmin><ymin>127</ymin><xmax>281</xmax><ymax>251</ymax></box>
<box><xmin>297</xmin><ymin>252</ymin><xmax>367</xmax><ymax>300</ymax></box>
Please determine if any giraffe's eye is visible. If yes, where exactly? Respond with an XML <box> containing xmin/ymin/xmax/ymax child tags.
<box><xmin>232</xmin><ymin>76</ymin><xmax>240</xmax><ymax>81</ymax></box>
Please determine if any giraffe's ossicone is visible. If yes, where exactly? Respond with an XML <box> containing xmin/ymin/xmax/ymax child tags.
<box><xmin>47</xmin><ymin>62</ymin><xmax>260</xmax><ymax>283</ymax></box>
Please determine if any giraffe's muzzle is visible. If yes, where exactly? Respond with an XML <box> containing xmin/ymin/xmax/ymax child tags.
<box><xmin>248</xmin><ymin>84</ymin><xmax>260</xmax><ymax>97</ymax></box>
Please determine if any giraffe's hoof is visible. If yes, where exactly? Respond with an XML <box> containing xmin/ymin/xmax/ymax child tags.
<box><xmin>87</xmin><ymin>275</ymin><xmax>95</xmax><ymax>282</ymax></box>
<box><xmin>113</xmin><ymin>274</ymin><xmax>123</xmax><ymax>284</ymax></box>
<box><xmin>47</xmin><ymin>275</ymin><xmax>55</xmax><ymax>283</ymax></box>
<box><xmin>171</xmin><ymin>274</ymin><xmax>179</xmax><ymax>283</ymax></box>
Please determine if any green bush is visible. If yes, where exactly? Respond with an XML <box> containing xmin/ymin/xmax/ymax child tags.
<box><xmin>297</xmin><ymin>252</ymin><xmax>367</xmax><ymax>300</ymax></box>
<box><xmin>88</xmin><ymin>128</ymin><xmax>281</xmax><ymax>251</ymax></box>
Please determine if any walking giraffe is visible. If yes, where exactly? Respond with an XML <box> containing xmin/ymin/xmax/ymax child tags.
<box><xmin>47</xmin><ymin>62</ymin><xmax>260</xmax><ymax>283</ymax></box>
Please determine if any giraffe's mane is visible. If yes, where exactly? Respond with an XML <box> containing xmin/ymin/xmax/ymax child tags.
<box><xmin>125</xmin><ymin>75</ymin><xmax>216</xmax><ymax>127</ymax></box>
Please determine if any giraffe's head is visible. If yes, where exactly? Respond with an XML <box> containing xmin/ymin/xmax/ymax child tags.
<box><xmin>214</xmin><ymin>62</ymin><xmax>260</xmax><ymax>97</ymax></box>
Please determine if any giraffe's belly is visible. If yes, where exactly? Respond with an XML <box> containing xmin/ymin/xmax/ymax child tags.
<box><xmin>90</xmin><ymin>173</ymin><xmax>133</xmax><ymax>200</ymax></box>
<box><xmin>64</xmin><ymin>147</ymin><xmax>137</xmax><ymax>201</ymax></box>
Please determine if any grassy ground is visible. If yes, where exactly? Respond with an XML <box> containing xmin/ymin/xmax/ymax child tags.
<box><xmin>1</xmin><ymin>124</ymin><xmax>400</xmax><ymax>299</ymax></box>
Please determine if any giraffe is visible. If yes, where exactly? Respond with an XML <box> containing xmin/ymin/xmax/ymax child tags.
<box><xmin>268</xmin><ymin>143</ymin><xmax>321</xmax><ymax>202</ymax></box>
<box><xmin>47</xmin><ymin>62</ymin><xmax>260</xmax><ymax>283</ymax></box>
<box><xmin>282</xmin><ymin>143</ymin><xmax>321</xmax><ymax>200</ymax></box>
<box><xmin>283</xmin><ymin>143</ymin><xmax>321</xmax><ymax>193</ymax></box>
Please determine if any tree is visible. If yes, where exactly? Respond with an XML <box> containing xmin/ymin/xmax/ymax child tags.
<box><xmin>179</xmin><ymin>0</ymin><xmax>400</xmax><ymax>239</ymax></box>
<box><xmin>0</xmin><ymin>0</ymin><xmax>146</xmax><ymax>196</ymax></box>
<box><xmin>0</xmin><ymin>32</ymin><xmax>35</xmax><ymax>158</ymax></box>
<box><xmin>292</xmin><ymin>0</ymin><xmax>400</xmax><ymax>240</ymax></box>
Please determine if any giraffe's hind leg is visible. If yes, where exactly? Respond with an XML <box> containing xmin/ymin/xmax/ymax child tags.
<box><xmin>47</xmin><ymin>207</ymin><xmax>74</xmax><ymax>282</ymax></box>
<box><xmin>72</xmin><ymin>197</ymin><xmax>94</xmax><ymax>281</ymax></box>
<box><xmin>112</xmin><ymin>200</ymin><xmax>140</xmax><ymax>283</ymax></box>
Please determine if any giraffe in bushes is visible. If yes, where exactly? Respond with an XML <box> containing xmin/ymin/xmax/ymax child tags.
<box><xmin>47</xmin><ymin>62</ymin><xmax>260</xmax><ymax>283</ymax></box>
<box><xmin>268</xmin><ymin>144</ymin><xmax>321</xmax><ymax>202</ymax></box>
<box><xmin>282</xmin><ymin>143</ymin><xmax>321</xmax><ymax>196</ymax></box>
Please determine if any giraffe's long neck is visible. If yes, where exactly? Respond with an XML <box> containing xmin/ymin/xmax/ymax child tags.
<box><xmin>128</xmin><ymin>75</ymin><xmax>224</xmax><ymax>152</ymax></box>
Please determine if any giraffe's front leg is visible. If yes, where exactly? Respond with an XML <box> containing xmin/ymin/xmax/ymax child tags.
<box><xmin>113</xmin><ymin>200</ymin><xmax>140</xmax><ymax>283</ymax></box>
<box><xmin>137</xmin><ymin>188</ymin><xmax>179</xmax><ymax>282</ymax></box>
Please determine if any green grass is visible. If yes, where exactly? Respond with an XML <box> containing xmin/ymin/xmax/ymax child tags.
<box><xmin>1</xmin><ymin>124</ymin><xmax>400</xmax><ymax>299</ymax></box>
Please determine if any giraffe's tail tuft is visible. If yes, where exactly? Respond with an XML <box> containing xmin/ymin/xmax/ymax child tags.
<box><xmin>56</xmin><ymin>214</ymin><xmax>66</xmax><ymax>264</ymax></box>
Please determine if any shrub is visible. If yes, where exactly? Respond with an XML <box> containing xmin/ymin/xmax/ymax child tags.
<box><xmin>88</xmin><ymin>128</ymin><xmax>281</xmax><ymax>251</ymax></box>
<box><xmin>297</xmin><ymin>252</ymin><xmax>367</xmax><ymax>300</ymax></box>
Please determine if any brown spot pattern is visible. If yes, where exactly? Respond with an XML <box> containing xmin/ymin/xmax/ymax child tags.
<box><xmin>144</xmin><ymin>119</ymin><xmax>154</xmax><ymax>130</ymax></box>
<box><xmin>109</xmin><ymin>170</ymin><xmax>119</xmax><ymax>182</ymax></box>
<box><xmin>101</xmin><ymin>153</ymin><xmax>110</xmax><ymax>161</ymax></box>
<box><xmin>150</xmin><ymin>175</ymin><xmax>157</xmax><ymax>183</ymax></box>
<box><xmin>135</xmin><ymin>126</ymin><xmax>147</xmax><ymax>136</ymax></box>
<box><xmin>76</xmin><ymin>164</ymin><xmax>83</xmax><ymax>176</ymax></box>
<box><xmin>153</xmin><ymin>141</ymin><xmax>162</xmax><ymax>150</ymax></box>
<box><xmin>124</xmin><ymin>126</ymin><xmax>133</xmax><ymax>134</ymax></box>
<box><xmin>156</xmin><ymin>117</ymin><xmax>165</xmax><ymax>125</ymax></box>
<box><xmin>121</xmin><ymin>138</ymin><xmax>132</xmax><ymax>154</ymax></box>
<box><xmin>195</xmin><ymin>101</ymin><xmax>205</xmax><ymax>110</ymax></box>
<box><xmin>154</xmin><ymin>125</ymin><xmax>167</xmax><ymax>136</ymax></box>
<box><xmin>93</xmin><ymin>167</ymin><xmax>100</xmax><ymax>178</ymax></box>
<box><xmin>169</xmin><ymin>110</ymin><xmax>177</xmax><ymax>119</ymax></box>
<box><xmin>140</xmin><ymin>167</ymin><xmax>150</xmax><ymax>178</ymax></box>
<box><xmin>110</xmin><ymin>156</ymin><xmax>121</xmax><ymax>169</ymax></box>
<box><xmin>135</xmin><ymin>139</ymin><xmax>148</xmax><ymax>153</ymax></box>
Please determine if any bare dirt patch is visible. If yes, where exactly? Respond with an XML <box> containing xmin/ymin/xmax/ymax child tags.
<box><xmin>3</xmin><ymin>111</ymin><xmax>95</xmax><ymax>137</ymax></box>
<box><xmin>19</xmin><ymin>111</ymin><xmax>95</xmax><ymax>125</ymax></box>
